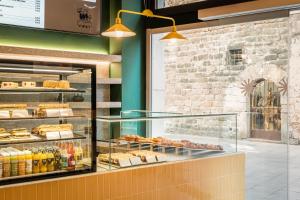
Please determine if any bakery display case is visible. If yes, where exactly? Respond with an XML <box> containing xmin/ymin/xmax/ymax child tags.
<box><xmin>97</xmin><ymin>111</ymin><xmax>237</xmax><ymax>170</ymax></box>
<box><xmin>0</xmin><ymin>60</ymin><xmax>96</xmax><ymax>185</ymax></box>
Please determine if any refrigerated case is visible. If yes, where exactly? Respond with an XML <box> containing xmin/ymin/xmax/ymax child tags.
<box><xmin>97</xmin><ymin>111</ymin><xmax>237</xmax><ymax>170</ymax></box>
<box><xmin>0</xmin><ymin>60</ymin><xmax>96</xmax><ymax>185</ymax></box>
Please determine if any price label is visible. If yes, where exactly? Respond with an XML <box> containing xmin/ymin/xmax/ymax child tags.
<box><xmin>60</xmin><ymin>108</ymin><xmax>73</xmax><ymax>117</ymax></box>
<box><xmin>156</xmin><ymin>154</ymin><xmax>167</xmax><ymax>162</ymax></box>
<box><xmin>60</xmin><ymin>130</ymin><xmax>74</xmax><ymax>138</ymax></box>
<box><xmin>0</xmin><ymin>110</ymin><xmax>10</xmax><ymax>118</ymax></box>
<box><xmin>130</xmin><ymin>157</ymin><xmax>143</xmax><ymax>165</ymax></box>
<box><xmin>11</xmin><ymin>109</ymin><xmax>29</xmax><ymax>118</ymax></box>
<box><xmin>45</xmin><ymin>131</ymin><xmax>60</xmax><ymax>140</ymax></box>
<box><xmin>145</xmin><ymin>155</ymin><xmax>157</xmax><ymax>163</ymax></box>
<box><xmin>118</xmin><ymin>158</ymin><xmax>131</xmax><ymax>167</ymax></box>
<box><xmin>45</xmin><ymin>109</ymin><xmax>60</xmax><ymax>117</ymax></box>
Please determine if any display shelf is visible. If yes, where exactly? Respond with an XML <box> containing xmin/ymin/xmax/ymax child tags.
<box><xmin>0</xmin><ymin>88</ymin><xmax>86</xmax><ymax>93</ymax></box>
<box><xmin>70</xmin><ymin>102</ymin><xmax>122</xmax><ymax>109</ymax></box>
<box><xmin>0</xmin><ymin>65</ymin><xmax>83</xmax><ymax>75</ymax></box>
<box><xmin>97</xmin><ymin>78</ymin><xmax>122</xmax><ymax>84</ymax></box>
<box><xmin>0</xmin><ymin>133</ymin><xmax>86</xmax><ymax>145</ymax></box>
<box><xmin>0</xmin><ymin>115</ymin><xmax>87</xmax><ymax>121</ymax></box>
<box><xmin>97</xmin><ymin>102</ymin><xmax>121</xmax><ymax>109</ymax></box>
<box><xmin>68</xmin><ymin>77</ymin><xmax>122</xmax><ymax>84</ymax></box>
<box><xmin>0</xmin><ymin>165</ymin><xmax>91</xmax><ymax>182</ymax></box>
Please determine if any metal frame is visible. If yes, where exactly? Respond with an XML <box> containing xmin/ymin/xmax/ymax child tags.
<box><xmin>0</xmin><ymin>59</ymin><xmax>97</xmax><ymax>186</ymax></box>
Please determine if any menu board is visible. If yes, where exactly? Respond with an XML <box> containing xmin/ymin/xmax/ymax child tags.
<box><xmin>0</xmin><ymin>0</ymin><xmax>45</xmax><ymax>28</ymax></box>
<box><xmin>0</xmin><ymin>0</ymin><xmax>100</xmax><ymax>35</ymax></box>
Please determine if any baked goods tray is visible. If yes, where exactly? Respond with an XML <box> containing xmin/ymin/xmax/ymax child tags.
<box><xmin>98</xmin><ymin>160</ymin><xmax>167</xmax><ymax>169</ymax></box>
<box><xmin>0</xmin><ymin>87</ymin><xmax>85</xmax><ymax>93</ymax></box>
<box><xmin>116</xmin><ymin>140</ymin><xmax>224</xmax><ymax>154</ymax></box>
<box><xmin>0</xmin><ymin>133</ymin><xmax>86</xmax><ymax>145</ymax></box>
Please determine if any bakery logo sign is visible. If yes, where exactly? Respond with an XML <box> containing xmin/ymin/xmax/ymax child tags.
<box><xmin>77</xmin><ymin>8</ymin><xmax>92</xmax><ymax>29</ymax></box>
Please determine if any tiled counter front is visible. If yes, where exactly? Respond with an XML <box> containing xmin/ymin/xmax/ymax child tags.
<box><xmin>0</xmin><ymin>153</ymin><xmax>245</xmax><ymax>200</ymax></box>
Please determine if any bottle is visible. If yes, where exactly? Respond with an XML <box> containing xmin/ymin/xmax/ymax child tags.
<box><xmin>47</xmin><ymin>148</ymin><xmax>55</xmax><ymax>172</ymax></box>
<box><xmin>10</xmin><ymin>151</ymin><xmax>18</xmax><ymax>176</ymax></box>
<box><xmin>75</xmin><ymin>144</ymin><xmax>83</xmax><ymax>169</ymax></box>
<box><xmin>18</xmin><ymin>151</ymin><xmax>26</xmax><ymax>176</ymax></box>
<box><xmin>67</xmin><ymin>143</ymin><xmax>75</xmax><ymax>171</ymax></box>
<box><xmin>0</xmin><ymin>155</ymin><xmax>3</xmax><ymax>178</ymax></box>
<box><xmin>32</xmin><ymin>149</ymin><xmax>40</xmax><ymax>174</ymax></box>
<box><xmin>1</xmin><ymin>151</ymin><xmax>10</xmax><ymax>178</ymax></box>
<box><xmin>60</xmin><ymin>144</ymin><xmax>68</xmax><ymax>170</ymax></box>
<box><xmin>54</xmin><ymin>147</ymin><xmax>61</xmax><ymax>171</ymax></box>
<box><xmin>25</xmin><ymin>150</ymin><xmax>33</xmax><ymax>175</ymax></box>
<box><xmin>40</xmin><ymin>149</ymin><xmax>48</xmax><ymax>173</ymax></box>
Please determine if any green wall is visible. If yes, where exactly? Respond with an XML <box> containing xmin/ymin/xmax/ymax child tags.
<box><xmin>121</xmin><ymin>0</ymin><xmax>146</xmax><ymax>112</ymax></box>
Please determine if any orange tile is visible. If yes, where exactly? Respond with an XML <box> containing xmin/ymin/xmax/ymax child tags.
<box><xmin>21</xmin><ymin>184</ymin><xmax>37</xmax><ymax>200</ymax></box>
<box><xmin>37</xmin><ymin>182</ymin><xmax>52</xmax><ymax>200</ymax></box>
<box><xmin>51</xmin><ymin>181</ymin><xmax>59</xmax><ymax>200</ymax></box>
<box><xmin>85</xmin><ymin>176</ymin><xmax>98</xmax><ymax>200</ymax></box>
<box><xmin>0</xmin><ymin>188</ymin><xmax>5</xmax><ymax>200</ymax></box>
<box><xmin>73</xmin><ymin>177</ymin><xmax>85</xmax><ymax>200</ymax></box>
<box><xmin>4</xmin><ymin>186</ymin><xmax>22</xmax><ymax>200</ymax></box>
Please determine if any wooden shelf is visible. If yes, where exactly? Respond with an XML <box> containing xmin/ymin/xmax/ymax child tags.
<box><xmin>0</xmin><ymin>45</ymin><xmax>122</xmax><ymax>64</ymax></box>
<box><xmin>69</xmin><ymin>102</ymin><xmax>121</xmax><ymax>109</ymax></box>
<box><xmin>97</xmin><ymin>102</ymin><xmax>121</xmax><ymax>109</ymax></box>
<box><xmin>97</xmin><ymin>78</ymin><xmax>121</xmax><ymax>84</ymax></box>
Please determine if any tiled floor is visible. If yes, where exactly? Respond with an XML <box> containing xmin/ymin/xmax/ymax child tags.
<box><xmin>238</xmin><ymin>140</ymin><xmax>300</xmax><ymax>200</ymax></box>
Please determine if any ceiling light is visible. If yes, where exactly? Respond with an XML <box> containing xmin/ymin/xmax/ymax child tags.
<box><xmin>101</xmin><ymin>18</ymin><xmax>136</xmax><ymax>38</ymax></box>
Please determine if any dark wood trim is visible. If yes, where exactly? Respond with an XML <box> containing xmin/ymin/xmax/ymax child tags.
<box><xmin>146</xmin><ymin>0</ymin><xmax>254</xmax><ymax>28</ymax></box>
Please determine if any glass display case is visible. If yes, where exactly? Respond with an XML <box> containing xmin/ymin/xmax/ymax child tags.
<box><xmin>0</xmin><ymin>60</ymin><xmax>96</xmax><ymax>185</ymax></box>
<box><xmin>97</xmin><ymin>111</ymin><xmax>237</xmax><ymax>171</ymax></box>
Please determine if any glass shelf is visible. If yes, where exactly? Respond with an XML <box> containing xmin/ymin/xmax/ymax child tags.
<box><xmin>0</xmin><ymin>115</ymin><xmax>87</xmax><ymax>121</ymax></box>
<box><xmin>0</xmin><ymin>166</ymin><xmax>91</xmax><ymax>182</ymax></box>
<box><xmin>0</xmin><ymin>133</ymin><xmax>86</xmax><ymax>145</ymax></box>
<box><xmin>0</xmin><ymin>88</ymin><xmax>86</xmax><ymax>93</ymax></box>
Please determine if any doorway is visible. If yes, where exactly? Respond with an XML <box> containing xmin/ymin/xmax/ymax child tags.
<box><xmin>250</xmin><ymin>79</ymin><xmax>281</xmax><ymax>141</ymax></box>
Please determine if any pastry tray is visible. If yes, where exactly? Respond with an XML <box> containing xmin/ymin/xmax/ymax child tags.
<box><xmin>98</xmin><ymin>159</ymin><xmax>167</xmax><ymax>169</ymax></box>
<box><xmin>115</xmin><ymin>139</ymin><xmax>224</xmax><ymax>155</ymax></box>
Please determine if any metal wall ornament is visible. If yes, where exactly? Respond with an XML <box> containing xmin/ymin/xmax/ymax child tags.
<box><xmin>240</xmin><ymin>79</ymin><xmax>255</xmax><ymax>96</ymax></box>
<box><xmin>278</xmin><ymin>78</ymin><xmax>288</xmax><ymax>96</ymax></box>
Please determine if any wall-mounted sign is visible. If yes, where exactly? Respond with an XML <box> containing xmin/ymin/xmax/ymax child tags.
<box><xmin>0</xmin><ymin>0</ymin><xmax>100</xmax><ymax>35</ymax></box>
<box><xmin>0</xmin><ymin>0</ymin><xmax>45</xmax><ymax>28</ymax></box>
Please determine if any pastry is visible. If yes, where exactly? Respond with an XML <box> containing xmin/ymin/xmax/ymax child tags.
<box><xmin>32</xmin><ymin>124</ymin><xmax>73</xmax><ymax>136</ymax></box>
<box><xmin>43</xmin><ymin>80</ymin><xmax>70</xmax><ymax>89</ymax></box>
<box><xmin>1</xmin><ymin>82</ymin><xmax>18</xmax><ymax>89</ymax></box>
<box><xmin>122</xmin><ymin>135</ymin><xmax>142</xmax><ymax>142</ymax></box>
<box><xmin>38</xmin><ymin>104</ymin><xmax>69</xmax><ymax>109</ymax></box>
<box><xmin>0</xmin><ymin>128</ymin><xmax>10</xmax><ymax>139</ymax></box>
<box><xmin>10</xmin><ymin>128</ymin><xmax>31</xmax><ymax>138</ymax></box>
<box><xmin>0</xmin><ymin>104</ymin><xmax>27</xmax><ymax>109</ymax></box>
<box><xmin>58</xmin><ymin>80</ymin><xmax>70</xmax><ymax>89</ymax></box>
<box><xmin>36</xmin><ymin>103</ymin><xmax>71</xmax><ymax>117</ymax></box>
<box><xmin>43</xmin><ymin>80</ymin><xmax>58</xmax><ymax>88</ymax></box>
<box><xmin>98</xmin><ymin>153</ymin><xmax>135</xmax><ymax>165</ymax></box>
<box><xmin>129</xmin><ymin>150</ymin><xmax>159</xmax><ymax>162</ymax></box>
<box><xmin>21</xmin><ymin>81</ymin><xmax>36</xmax><ymax>88</ymax></box>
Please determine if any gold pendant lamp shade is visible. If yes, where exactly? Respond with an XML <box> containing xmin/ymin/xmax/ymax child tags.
<box><xmin>101</xmin><ymin>9</ymin><xmax>187</xmax><ymax>43</ymax></box>
<box><xmin>160</xmin><ymin>27</ymin><xmax>187</xmax><ymax>42</ymax></box>
<box><xmin>101</xmin><ymin>18</ymin><xmax>136</xmax><ymax>38</ymax></box>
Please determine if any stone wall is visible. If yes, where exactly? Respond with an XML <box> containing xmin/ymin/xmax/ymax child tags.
<box><xmin>164</xmin><ymin>0</ymin><xmax>205</xmax><ymax>7</ymax></box>
<box><xmin>163</xmin><ymin>17</ymin><xmax>290</xmax><ymax>139</ymax></box>
<box><xmin>288</xmin><ymin>10</ymin><xmax>300</xmax><ymax>143</ymax></box>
